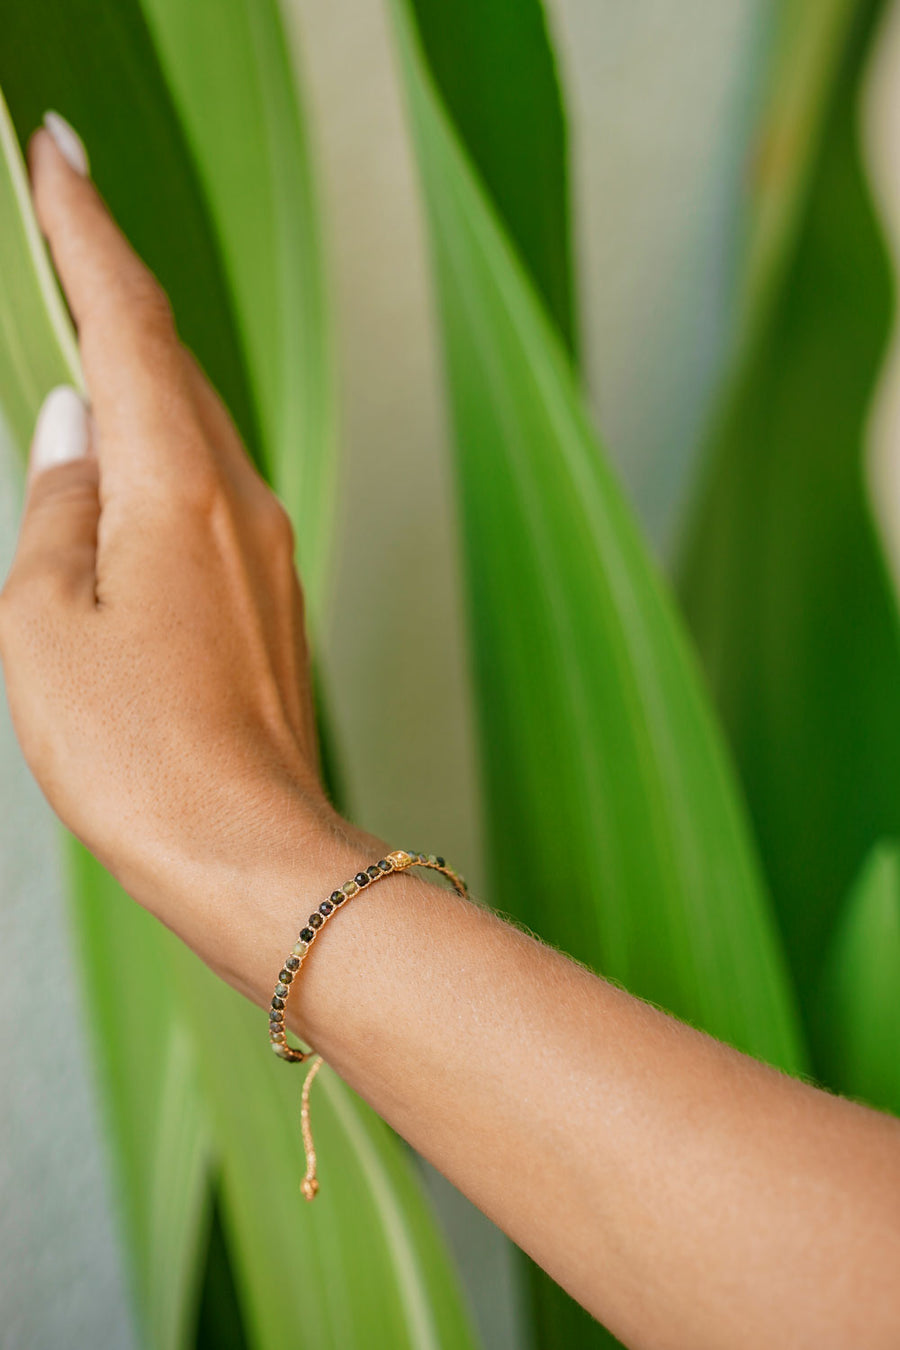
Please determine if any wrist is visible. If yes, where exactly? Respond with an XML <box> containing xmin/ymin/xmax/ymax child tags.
<box><xmin>120</xmin><ymin>776</ymin><xmax>380</xmax><ymax>1011</ymax></box>
<box><xmin>192</xmin><ymin>792</ymin><xmax>390</xmax><ymax>1013</ymax></box>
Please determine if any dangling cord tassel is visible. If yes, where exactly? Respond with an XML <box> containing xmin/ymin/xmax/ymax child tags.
<box><xmin>300</xmin><ymin>1054</ymin><xmax>324</xmax><ymax>1201</ymax></box>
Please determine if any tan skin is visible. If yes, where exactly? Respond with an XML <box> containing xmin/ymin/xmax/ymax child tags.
<box><xmin>2</xmin><ymin>128</ymin><xmax>899</xmax><ymax>1350</ymax></box>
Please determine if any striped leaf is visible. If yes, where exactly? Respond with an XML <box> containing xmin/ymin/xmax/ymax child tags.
<box><xmin>0</xmin><ymin>89</ymin><xmax>79</xmax><ymax>443</ymax></box>
<box><xmin>0</xmin><ymin>0</ymin><xmax>260</xmax><ymax>457</ymax></box>
<box><xmin>170</xmin><ymin>941</ymin><xmax>479</xmax><ymax>1350</ymax></box>
<box><xmin>390</xmin><ymin>0</ymin><xmax>804</xmax><ymax>1070</ymax></box>
<box><xmin>71</xmin><ymin>852</ymin><xmax>213</xmax><ymax>1350</ymax></box>
<box><xmin>0</xmin><ymin>6</ymin><xmax>478</xmax><ymax>1346</ymax></box>
<box><xmin>139</xmin><ymin>0</ymin><xmax>336</xmax><ymax>609</ymax></box>
<box><xmin>389</xmin><ymin>0</ymin><xmax>806</xmax><ymax>1341</ymax></box>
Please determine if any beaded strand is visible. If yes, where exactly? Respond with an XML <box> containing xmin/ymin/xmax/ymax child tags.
<box><xmin>268</xmin><ymin>848</ymin><xmax>469</xmax><ymax>1199</ymax></box>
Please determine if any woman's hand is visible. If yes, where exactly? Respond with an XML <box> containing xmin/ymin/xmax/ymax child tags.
<box><xmin>0</xmin><ymin>124</ymin><xmax>364</xmax><ymax>1004</ymax></box>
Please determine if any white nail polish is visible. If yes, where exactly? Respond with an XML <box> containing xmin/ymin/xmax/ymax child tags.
<box><xmin>43</xmin><ymin>110</ymin><xmax>90</xmax><ymax>177</ymax></box>
<box><xmin>31</xmin><ymin>386</ymin><xmax>90</xmax><ymax>471</ymax></box>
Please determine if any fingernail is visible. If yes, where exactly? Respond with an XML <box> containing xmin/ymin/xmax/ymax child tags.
<box><xmin>43</xmin><ymin>110</ymin><xmax>90</xmax><ymax>177</ymax></box>
<box><xmin>31</xmin><ymin>386</ymin><xmax>90</xmax><ymax>472</ymax></box>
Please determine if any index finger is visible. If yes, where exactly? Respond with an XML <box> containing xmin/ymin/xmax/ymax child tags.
<box><xmin>29</xmin><ymin>121</ymin><xmax>196</xmax><ymax>490</ymax></box>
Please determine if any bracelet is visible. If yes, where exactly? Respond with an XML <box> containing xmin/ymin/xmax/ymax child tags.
<box><xmin>268</xmin><ymin>848</ymin><xmax>468</xmax><ymax>1200</ymax></box>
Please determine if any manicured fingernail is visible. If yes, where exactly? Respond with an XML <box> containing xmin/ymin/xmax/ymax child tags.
<box><xmin>43</xmin><ymin>110</ymin><xmax>90</xmax><ymax>177</ymax></box>
<box><xmin>31</xmin><ymin>386</ymin><xmax>90</xmax><ymax>472</ymax></box>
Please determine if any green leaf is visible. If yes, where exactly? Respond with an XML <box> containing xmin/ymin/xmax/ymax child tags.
<box><xmin>390</xmin><ymin>0</ymin><xmax>804</xmax><ymax>1070</ymax></box>
<box><xmin>737</xmin><ymin>0</ymin><xmax>864</xmax><ymax>348</ymax></box>
<box><xmin>408</xmin><ymin>0</ymin><xmax>575</xmax><ymax>352</ymax></box>
<box><xmin>69</xmin><ymin>847</ymin><xmax>213</xmax><ymax>1350</ymax></box>
<box><xmin>0</xmin><ymin>0</ymin><xmax>261</xmax><ymax>461</ymax></box>
<box><xmin>678</xmin><ymin>0</ymin><xmax>899</xmax><ymax>1024</ymax></box>
<box><xmin>0</xmin><ymin>89</ymin><xmax>79</xmax><ymax>450</ymax></box>
<box><xmin>195</xmin><ymin>1195</ymin><xmax>252</xmax><ymax>1350</ymax></box>
<box><xmin>818</xmin><ymin>841</ymin><xmax>900</xmax><ymax>1116</ymax></box>
<box><xmin>169</xmin><ymin>945</ymin><xmax>480</xmax><ymax>1350</ymax></box>
<box><xmin>389</xmin><ymin>0</ymin><xmax>806</xmax><ymax>1341</ymax></box>
<box><xmin>0</xmin><ymin>8</ymin><xmax>478</xmax><ymax>1346</ymax></box>
<box><xmin>138</xmin><ymin>0</ymin><xmax>336</xmax><ymax>611</ymax></box>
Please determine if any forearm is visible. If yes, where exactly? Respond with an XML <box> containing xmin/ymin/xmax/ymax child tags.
<box><xmin>250</xmin><ymin>815</ymin><xmax>900</xmax><ymax>1350</ymax></box>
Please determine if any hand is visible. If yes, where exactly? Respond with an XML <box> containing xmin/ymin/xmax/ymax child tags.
<box><xmin>0</xmin><ymin>124</ymin><xmax>364</xmax><ymax>1004</ymax></box>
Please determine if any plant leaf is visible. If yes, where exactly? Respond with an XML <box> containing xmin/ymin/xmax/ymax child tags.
<box><xmin>0</xmin><ymin>9</ymin><xmax>478</xmax><ymax>1346</ymax></box>
<box><xmin>817</xmin><ymin>841</ymin><xmax>900</xmax><ymax>1116</ymax></box>
<box><xmin>69</xmin><ymin>847</ymin><xmax>214</xmax><ymax>1350</ymax></box>
<box><xmin>737</xmin><ymin>0</ymin><xmax>864</xmax><ymax>348</ymax></box>
<box><xmin>0</xmin><ymin>89</ymin><xmax>79</xmax><ymax>450</ymax></box>
<box><xmin>389</xmin><ymin>1</ymin><xmax>806</xmax><ymax>1341</ymax></box>
<box><xmin>677</xmin><ymin>0</ymin><xmax>899</xmax><ymax>1027</ymax></box>
<box><xmin>138</xmin><ymin>0</ymin><xmax>336</xmax><ymax>611</ymax></box>
<box><xmin>408</xmin><ymin>0</ymin><xmax>575</xmax><ymax>352</ymax></box>
<box><xmin>169</xmin><ymin>944</ymin><xmax>480</xmax><ymax>1350</ymax></box>
<box><xmin>390</xmin><ymin>0</ymin><xmax>804</xmax><ymax>1070</ymax></box>
<box><xmin>0</xmin><ymin>0</ymin><xmax>261</xmax><ymax>460</ymax></box>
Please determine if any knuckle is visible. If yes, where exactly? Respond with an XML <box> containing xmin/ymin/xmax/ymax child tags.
<box><xmin>146</xmin><ymin>448</ymin><xmax>224</xmax><ymax>529</ymax></box>
<box><xmin>253</xmin><ymin>494</ymin><xmax>299</xmax><ymax>572</ymax></box>
<box><xmin>175</xmin><ymin>453</ymin><xmax>222</xmax><ymax>518</ymax></box>
<box><xmin>257</xmin><ymin>493</ymin><xmax>296</xmax><ymax>559</ymax></box>
<box><xmin>102</xmin><ymin>274</ymin><xmax>177</xmax><ymax>364</ymax></box>
<box><xmin>132</xmin><ymin>274</ymin><xmax>175</xmax><ymax>334</ymax></box>
<box><xmin>135</xmin><ymin>432</ymin><xmax>229</xmax><ymax>535</ymax></box>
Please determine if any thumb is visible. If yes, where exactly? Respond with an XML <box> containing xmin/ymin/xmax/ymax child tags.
<box><xmin>5</xmin><ymin>386</ymin><xmax>99</xmax><ymax>607</ymax></box>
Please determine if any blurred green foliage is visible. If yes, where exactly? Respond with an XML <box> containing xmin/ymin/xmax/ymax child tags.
<box><xmin>679</xmin><ymin>0</ymin><xmax>900</xmax><ymax>1053</ymax></box>
<box><xmin>819</xmin><ymin>841</ymin><xmax>900</xmax><ymax>1116</ymax></box>
<box><xmin>0</xmin><ymin>0</ymin><xmax>898</xmax><ymax>1347</ymax></box>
